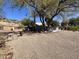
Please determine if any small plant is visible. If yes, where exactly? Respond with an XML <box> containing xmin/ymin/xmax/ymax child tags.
<box><xmin>69</xmin><ymin>26</ymin><xmax>79</xmax><ymax>31</ymax></box>
<box><xmin>0</xmin><ymin>36</ymin><xmax>6</xmax><ymax>47</ymax></box>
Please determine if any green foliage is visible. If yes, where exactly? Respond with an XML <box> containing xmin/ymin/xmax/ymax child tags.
<box><xmin>0</xmin><ymin>0</ymin><xmax>3</xmax><ymax>6</ymax></box>
<box><xmin>61</xmin><ymin>17</ymin><xmax>79</xmax><ymax>30</ymax></box>
<box><xmin>51</xmin><ymin>20</ymin><xmax>59</xmax><ymax>27</ymax></box>
<box><xmin>69</xmin><ymin>26</ymin><xmax>79</xmax><ymax>31</ymax></box>
<box><xmin>12</xmin><ymin>0</ymin><xmax>79</xmax><ymax>27</ymax></box>
<box><xmin>21</xmin><ymin>18</ymin><xmax>34</xmax><ymax>26</ymax></box>
<box><xmin>12</xmin><ymin>0</ymin><xmax>79</xmax><ymax>18</ymax></box>
<box><xmin>61</xmin><ymin>20</ymin><xmax>69</xmax><ymax>27</ymax></box>
<box><xmin>69</xmin><ymin>18</ymin><xmax>79</xmax><ymax>26</ymax></box>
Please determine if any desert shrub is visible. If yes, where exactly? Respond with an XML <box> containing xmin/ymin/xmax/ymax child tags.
<box><xmin>0</xmin><ymin>36</ymin><xmax>6</xmax><ymax>47</ymax></box>
<box><xmin>68</xmin><ymin>26</ymin><xmax>79</xmax><ymax>31</ymax></box>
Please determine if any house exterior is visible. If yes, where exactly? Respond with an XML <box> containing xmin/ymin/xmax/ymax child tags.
<box><xmin>0</xmin><ymin>19</ymin><xmax>22</xmax><ymax>31</ymax></box>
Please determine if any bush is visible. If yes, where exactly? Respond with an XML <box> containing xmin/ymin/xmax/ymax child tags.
<box><xmin>68</xmin><ymin>26</ymin><xmax>79</xmax><ymax>31</ymax></box>
<box><xmin>0</xmin><ymin>36</ymin><xmax>6</xmax><ymax>47</ymax></box>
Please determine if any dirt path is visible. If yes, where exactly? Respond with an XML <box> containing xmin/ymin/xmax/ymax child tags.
<box><xmin>7</xmin><ymin>31</ymin><xmax>79</xmax><ymax>59</ymax></box>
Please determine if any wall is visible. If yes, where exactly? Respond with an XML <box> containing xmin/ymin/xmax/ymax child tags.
<box><xmin>3</xmin><ymin>26</ymin><xmax>14</xmax><ymax>31</ymax></box>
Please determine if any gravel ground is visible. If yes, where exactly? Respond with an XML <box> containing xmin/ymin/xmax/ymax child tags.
<box><xmin>7</xmin><ymin>31</ymin><xmax>79</xmax><ymax>59</ymax></box>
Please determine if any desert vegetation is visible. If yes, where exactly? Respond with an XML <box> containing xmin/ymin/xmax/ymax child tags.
<box><xmin>0</xmin><ymin>33</ymin><xmax>6</xmax><ymax>47</ymax></box>
<box><xmin>61</xmin><ymin>17</ymin><xmax>79</xmax><ymax>31</ymax></box>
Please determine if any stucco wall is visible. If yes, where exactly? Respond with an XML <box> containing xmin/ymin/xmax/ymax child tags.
<box><xmin>3</xmin><ymin>26</ymin><xmax>14</xmax><ymax>31</ymax></box>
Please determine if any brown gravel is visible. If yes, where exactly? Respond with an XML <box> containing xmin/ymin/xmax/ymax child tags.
<box><xmin>6</xmin><ymin>31</ymin><xmax>79</xmax><ymax>59</ymax></box>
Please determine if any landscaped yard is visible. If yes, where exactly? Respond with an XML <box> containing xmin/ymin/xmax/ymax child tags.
<box><xmin>4</xmin><ymin>31</ymin><xmax>79</xmax><ymax>59</ymax></box>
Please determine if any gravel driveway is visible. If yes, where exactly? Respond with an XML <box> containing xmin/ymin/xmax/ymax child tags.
<box><xmin>7</xmin><ymin>31</ymin><xmax>79</xmax><ymax>59</ymax></box>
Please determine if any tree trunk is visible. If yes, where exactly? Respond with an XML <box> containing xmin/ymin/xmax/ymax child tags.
<box><xmin>42</xmin><ymin>17</ymin><xmax>45</xmax><ymax>31</ymax></box>
<box><xmin>34</xmin><ymin>11</ymin><xmax>36</xmax><ymax>24</ymax></box>
<box><xmin>45</xmin><ymin>17</ymin><xmax>52</xmax><ymax>27</ymax></box>
<box><xmin>39</xmin><ymin>16</ymin><xmax>45</xmax><ymax>31</ymax></box>
<box><xmin>33</xmin><ymin>11</ymin><xmax>36</xmax><ymax>32</ymax></box>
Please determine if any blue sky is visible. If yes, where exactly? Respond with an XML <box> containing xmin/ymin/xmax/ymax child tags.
<box><xmin>2</xmin><ymin>1</ymin><xmax>28</xmax><ymax>20</ymax></box>
<box><xmin>3</xmin><ymin>7</ymin><xmax>28</xmax><ymax>20</ymax></box>
<box><xmin>1</xmin><ymin>0</ymin><xmax>79</xmax><ymax>22</ymax></box>
<box><xmin>2</xmin><ymin>1</ymin><xmax>41</xmax><ymax>22</ymax></box>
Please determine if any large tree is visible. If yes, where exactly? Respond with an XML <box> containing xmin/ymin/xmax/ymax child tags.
<box><xmin>0</xmin><ymin>0</ymin><xmax>79</xmax><ymax>25</ymax></box>
<box><xmin>12</xmin><ymin>0</ymin><xmax>79</xmax><ymax>27</ymax></box>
